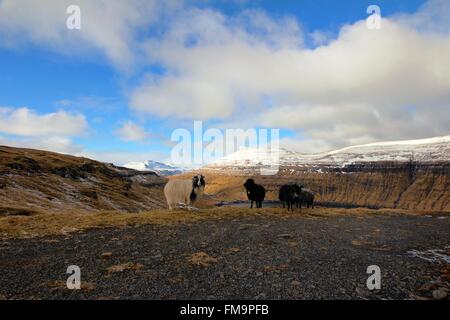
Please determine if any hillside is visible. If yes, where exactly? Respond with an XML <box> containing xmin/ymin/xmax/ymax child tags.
<box><xmin>198</xmin><ymin>136</ymin><xmax>450</xmax><ymax>211</ymax></box>
<box><xmin>0</xmin><ymin>146</ymin><xmax>166</xmax><ymax>215</ymax></box>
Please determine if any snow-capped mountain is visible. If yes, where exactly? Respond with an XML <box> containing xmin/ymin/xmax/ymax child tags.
<box><xmin>206</xmin><ymin>135</ymin><xmax>450</xmax><ymax>170</ymax></box>
<box><xmin>123</xmin><ymin>160</ymin><xmax>185</xmax><ymax>176</ymax></box>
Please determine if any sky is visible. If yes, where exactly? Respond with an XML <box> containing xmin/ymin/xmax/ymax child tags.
<box><xmin>0</xmin><ymin>0</ymin><xmax>449</xmax><ymax>166</ymax></box>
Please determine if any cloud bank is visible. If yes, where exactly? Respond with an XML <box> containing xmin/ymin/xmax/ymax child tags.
<box><xmin>130</xmin><ymin>0</ymin><xmax>450</xmax><ymax>151</ymax></box>
<box><xmin>1</xmin><ymin>0</ymin><xmax>449</xmax><ymax>158</ymax></box>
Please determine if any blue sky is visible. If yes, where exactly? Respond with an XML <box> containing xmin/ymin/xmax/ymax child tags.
<box><xmin>1</xmin><ymin>0</ymin><xmax>449</xmax><ymax>165</ymax></box>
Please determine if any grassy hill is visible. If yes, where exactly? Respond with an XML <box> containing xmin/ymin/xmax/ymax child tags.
<box><xmin>0</xmin><ymin>146</ymin><xmax>166</xmax><ymax>216</ymax></box>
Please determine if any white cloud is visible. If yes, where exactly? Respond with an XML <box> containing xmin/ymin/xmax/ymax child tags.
<box><xmin>0</xmin><ymin>135</ymin><xmax>83</xmax><ymax>154</ymax></box>
<box><xmin>0</xmin><ymin>107</ymin><xmax>88</xmax><ymax>155</ymax></box>
<box><xmin>0</xmin><ymin>0</ymin><xmax>179</xmax><ymax>70</ymax></box>
<box><xmin>130</xmin><ymin>8</ymin><xmax>304</xmax><ymax>119</ymax></box>
<box><xmin>309</xmin><ymin>30</ymin><xmax>333</xmax><ymax>46</ymax></box>
<box><xmin>129</xmin><ymin>0</ymin><xmax>450</xmax><ymax>151</ymax></box>
<box><xmin>0</xmin><ymin>107</ymin><xmax>87</xmax><ymax>137</ymax></box>
<box><xmin>2</xmin><ymin>0</ymin><xmax>450</xmax><ymax>155</ymax></box>
<box><xmin>116</xmin><ymin>121</ymin><xmax>149</xmax><ymax>142</ymax></box>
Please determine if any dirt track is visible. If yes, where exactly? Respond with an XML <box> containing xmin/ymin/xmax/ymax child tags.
<box><xmin>0</xmin><ymin>212</ymin><xmax>449</xmax><ymax>300</ymax></box>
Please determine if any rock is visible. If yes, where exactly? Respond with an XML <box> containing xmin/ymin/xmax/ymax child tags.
<box><xmin>355</xmin><ymin>287</ymin><xmax>367</xmax><ymax>297</ymax></box>
<box><xmin>101</xmin><ymin>252</ymin><xmax>113</xmax><ymax>259</ymax></box>
<box><xmin>255</xmin><ymin>293</ymin><xmax>266</xmax><ymax>299</ymax></box>
<box><xmin>291</xmin><ymin>280</ymin><xmax>301</xmax><ymax>287</ymax></box>
<box><xmin>432</xmin><ymin>289</ymin><xmax>448</xmax><ymax>300</ymax></box>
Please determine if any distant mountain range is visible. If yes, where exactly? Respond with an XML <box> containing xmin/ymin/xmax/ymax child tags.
<box><xmin>206</xmin><ymin>135</ymin><xmax>450</xmax><ymax>172</ymax></box>
<box><xmin>200</xmin><ymin>135</ymin><xmax>450</xmax><ymax>211</ymax></box>
<box><xmin>123</xmin><ymin>160</ymin><xmax>185</xmax><ymax>176</ymax></box>
<box><xmin>123</xmin><ymin>135</ymin><xmax>450</xmax><ymax>175</ymax></box>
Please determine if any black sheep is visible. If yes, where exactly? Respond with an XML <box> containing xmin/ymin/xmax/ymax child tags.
<box><xmin>279</xmin><ymin>184</ymin><xmax>302</xmax><ymax>211</ymax></box>
<box><xmin>243</xmin><ymin>179</ymin><xmax>266</xmax><ymax>208</ymax></box>
<box><xmin>299</xmin><ymin>188</ymin><xmax>315</xmax><ymax>208</ymax></box>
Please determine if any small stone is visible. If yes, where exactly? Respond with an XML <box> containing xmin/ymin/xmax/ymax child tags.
<box><xmin>432</xmin><ymin>289</ymin><xmax>448</xmax><ymax>300</ymax></box>
<box><xmin>278</xmin><ymin>234</ymin><xmax>292</xmax><ymax>239</ymax></box>
<box><xmin>255</xmin><ymin>293</ymin><xmax>266</xmax><ymax>299</ymax></box>
<box><xmin>355</xmin><ymin>287</ymin><xmax>367</xmax><ymax>297</ymax></box>
<box><xmin>101</xmin><ymin>252</ymin><xmax>113</xmax><ymax>259</ymax></box>
<box><xmin>291</xmin><ymin>280</ymin><xmax>301</xmax><ymax>287</ymax></box>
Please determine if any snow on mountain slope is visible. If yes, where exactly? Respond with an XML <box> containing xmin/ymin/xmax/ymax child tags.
<box><xmin>123</xmin><ymin>160</ymin><xmax>185</xmax><ymax>176</ymax></box>
<box><xmin>207</xmin><ymin>135</ymin><xmax>450</xmax><ymax>169</ymax></box>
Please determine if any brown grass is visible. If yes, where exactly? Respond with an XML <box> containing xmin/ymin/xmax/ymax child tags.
<box><xmin>0</xmin><ymin>206</ymin><xmax>446</xmax><ymax>240</ymax></box>
<box><xmin>187</xmin><ymin>252</ymin><xmax>218</xmax><ymax>267</ymax></box>
<box><xmin>106</xmin><ymin>262</ymin><xmax>144</xmax><ymax>273</ymax></box>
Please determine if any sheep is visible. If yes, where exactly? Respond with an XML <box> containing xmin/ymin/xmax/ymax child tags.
<box><xmin>299</xmin><ymin>188</ymin><xmax>315</xmax><ymax>209</ymax></box>
<box><xmin>164</xmin><ymin>175</ymin><xmax>205</xmax><ymax>210</ymax></box>
<box><xmin>279</xmin><ymin>184</ymin><xmax>302</xmax><ymax>211</ymax></box>
<box><xmin>243</xmin><ymin>178</ymin><xmax>266</xmax><ymax>208</ymax></box>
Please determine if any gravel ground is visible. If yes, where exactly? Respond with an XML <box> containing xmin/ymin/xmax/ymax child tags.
<box><xmin>0</xmin><ymin>213</ymin><xmax>449</xmax><ymax>300</ymax></box>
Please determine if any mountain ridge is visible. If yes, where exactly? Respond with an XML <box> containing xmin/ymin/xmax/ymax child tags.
<box><xmin>123</xmin><ymin>160</ymin><xmax>185</xmax><ymax>176</ymax></box>
<box><xmin>206</xmin><ymin>135</ymin><xmax>450</xmax><ymax>171</ymax></box>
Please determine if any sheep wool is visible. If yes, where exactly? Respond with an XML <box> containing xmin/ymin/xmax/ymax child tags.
<box><xmin>164</xmin><ymin>175</ymin><xmax>205</xmax><ymax>210</ymax></box>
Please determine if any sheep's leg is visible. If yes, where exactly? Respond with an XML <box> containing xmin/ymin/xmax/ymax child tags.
<box><xmin>250</xmin><ymin>201</ymin><xmax>253</xmax><ymax>209</ymax></box>
<box><xmin>184</xmin><ymin>196</ymin><xmax>192</xmax><ymax>211</ymax></box>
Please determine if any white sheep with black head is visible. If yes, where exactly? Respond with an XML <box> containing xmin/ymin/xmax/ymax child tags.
<box><xmin>164</xmin><ymin>175</ymin><xmax>205</xmax><ymax>210</ymax></box>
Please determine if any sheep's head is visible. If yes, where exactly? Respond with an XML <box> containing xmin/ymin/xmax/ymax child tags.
<box><xmin>192</xmin><ymin>175</ymin><xmax>206</xmax><ymax>190</ymax></box>
<box><xmin>291</xmin><ymin>184</ymin><xmax>302</xmax><ymax>198</ymax></box>
<box><xmin>243</xmin><ymin>178</ymin><xmax>255</xmax><ymax>190</ymax></box>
